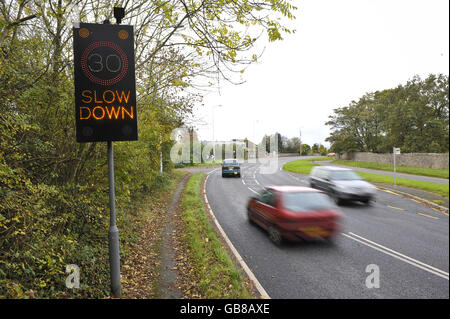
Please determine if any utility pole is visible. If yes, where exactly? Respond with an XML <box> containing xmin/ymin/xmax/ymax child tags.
<box><xmin>299</xmin><ymin>128</ymin><xmax>302</xmax><ymax>156</ymax></box>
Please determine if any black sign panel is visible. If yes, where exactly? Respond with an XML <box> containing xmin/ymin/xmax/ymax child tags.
<box><xmin>73</xmin><ymin>23</ymin><xmax>137</xmax><ymax>142</ymax></box>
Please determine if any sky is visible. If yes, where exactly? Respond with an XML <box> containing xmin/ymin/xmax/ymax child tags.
<box><xmin>192</xmin><ymin>0</ymin><xmax>449</xmax><ymax>148</ymax></box>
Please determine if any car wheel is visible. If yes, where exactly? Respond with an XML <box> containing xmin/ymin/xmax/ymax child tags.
<box><xmin>268</xmin><ymin>225</ymin><xmax>283</xmax><ymax>246</ymax></box>
<box><xmin>323</xmin><ymin>236</ymin><xmax>337</xmax><ymax>246</ymax></box>
<box><xmin>362</xmin><ymin>199</ymin><xmax>370</xmax><ymax>205</ymax></box>
<box><xmin>237</xmin><ymin>173</ymin><xmax>241</xmax><ymax>178</ymax></box>
<box><xmin>332</xmin><ymin>192</ymin><xmax>342</xmax><ymax>205</ymax></box>
<box><xmin>310</xmin><ymin>182</ymin><xmax>315</xmax><ymax>189</ymax></box>
<box><xmin>247</xmin><ymin>209</ymin><xmax>255</xmax><ymax>224</ymax></box>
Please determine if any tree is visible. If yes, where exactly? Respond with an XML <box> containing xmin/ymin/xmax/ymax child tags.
<box><xmin>318</xmin><ymin>144</ymin><xmax>327</xmax><ymax>155</ymax></box>
<box><xmin>311</xmin><ymin>143</ymin><xmax>320</xmax><ymax>153</ymax></box>
<box><xmin>326</xmin><ymin>74</ymin><xmax>449</xmax><ymax>153</ymax></box>
<box><xmin>0</xmin><ymin>0</ymin><xmax>298</xmax><ymax>297</ymax></box>
<box><xmin>301</xmin><ymin>143</ymin><xmax>311</xmax><ymax>155</ymax></box>
<box><xmin>286</xmin><ymin>137</ymin><xmax>300</xmax><ymax>153</ymax></box>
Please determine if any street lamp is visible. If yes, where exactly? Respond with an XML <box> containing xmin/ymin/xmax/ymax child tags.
<box><xmin>299</xmin><ymin>128</ymin><xmax>302</xmax><ymax>156</ymax></box>
<box><xmin>211</xmin><ymin>104</ymin><xmax>222</xmax><ymax>159</ymax></box>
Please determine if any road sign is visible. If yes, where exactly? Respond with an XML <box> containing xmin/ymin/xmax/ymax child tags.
<box><xmin>393</xmin><ymin>147</ymin><xmax>401</xmax><ymax>185</ymax></box>
<box><xmin>73</xmin><ymin>23</ymin><xmax>137</xmax><ymax>142</ymax></box>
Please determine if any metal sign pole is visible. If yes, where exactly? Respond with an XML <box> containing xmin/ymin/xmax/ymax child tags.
<box><xmin>73</xmin><ymin>6</ymin><xmax>134</xmax><ymax>299</ymax></box>
<box><xmin>107</xmin><ymin>140</ymin><xmax>121</xmax><ymax>298</ymax></box>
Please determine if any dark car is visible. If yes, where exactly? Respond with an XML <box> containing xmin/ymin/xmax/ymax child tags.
<box><xmin>247</xmin><ymin>186</ymin><xmax>341</xmax><ymax>245</ymax></box>
<box><xmin>222</xmin><ymin>158</ymin><xmax>241</xmax><ymax>177</ymax></box>
<box><xmin>309</xmin><ymin>166</ymin><xmax>376</xmax><ymax>205</ymax></box>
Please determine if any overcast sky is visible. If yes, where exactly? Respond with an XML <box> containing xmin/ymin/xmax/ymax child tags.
<box><xmin>193</xmin><ymin>0</ymin><xmax>449</xmax><ymax>147</ymax></box>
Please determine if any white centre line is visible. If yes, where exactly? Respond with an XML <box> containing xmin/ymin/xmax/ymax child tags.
<box><xmin>207</xmin><ymin>167</ymin><xmax>220</xmax><ymax>175</ymax></box>
<box><xmin>342</xmin><ymin>232</ymin><xmax>449</xmax><ymax>280</ymax></box>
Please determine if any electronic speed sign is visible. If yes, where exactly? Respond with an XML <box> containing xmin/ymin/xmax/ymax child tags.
<box><xmin>73</xmin><ymin>23</ymin><xmax>137</xmax><ymax>142</ymax></box>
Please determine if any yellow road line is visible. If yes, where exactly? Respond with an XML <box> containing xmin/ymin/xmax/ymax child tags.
<box><xmin>388</xmin><ymin>205</ymin><xmax>405</xmax><ymax>211</ymax></box>
<box><xmin>417</xmin><ymin>213</ymin><xmax>440</xmax><ymax>220</ymax></box>
<box><xmin>430</xmin><ymin>207</ymin><xmax>449</xmax><ymax>216</ymax></box>
<box><xmin>377</xmin><ymin>188</ymin><xmax>401</xmax><ymax>196</ymax></box>
<box><xmin>378</xmin><ymin>188</ymin><xmax>449</xmax><ymax>216</ymax></box>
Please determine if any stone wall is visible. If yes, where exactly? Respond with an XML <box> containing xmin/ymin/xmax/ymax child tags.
<box><xmin>337</xmin><ymin>152</ymin><xmax>449</xmax><ymax>169</ymax></box>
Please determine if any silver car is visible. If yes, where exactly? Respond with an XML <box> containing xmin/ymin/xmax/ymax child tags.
<box><xmin>309</xmin><ymin>166</ymin><xmax>376</xmax><ymax>205</ymax></box>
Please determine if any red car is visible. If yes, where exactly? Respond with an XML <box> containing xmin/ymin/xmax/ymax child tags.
<box><xmin>247</xmin><ymin>186</ymin><xmax>341</xmax><ymax>244</ymax></box>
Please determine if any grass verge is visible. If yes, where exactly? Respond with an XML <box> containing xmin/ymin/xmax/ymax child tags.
<box><xmin>179</xmin><ymin>173</ymin><xmax>252</xmax><ymax>298</ymax></box>
<box><xmin>332</xmin><ymin>159</ymin><xmax>449</xmax><ymax>179</ymax></box>
<box><xmin>282</xmin><ymin>157</ymin><xmax>326</xmax><ymax>174</ymax></box>
<box><xmin>357</xmin><ymin>172</ymin><xmax>449</xmax><ymax>199</ymax></box>
<box><xmin>283</xmin><ymin>158</ymin><xmax>449</xmax><ymax>199</ymax></box>
<box><xmin>174</xmin><ymin>161</ymin><xmax>222</xmax><ymax>168</ymax></box>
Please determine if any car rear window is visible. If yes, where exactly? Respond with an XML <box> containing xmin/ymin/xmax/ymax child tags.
<box><xmin>282</xmin><ymin>192</ymin><xmax>335</xmax><ymax>211</ymax></box>
<box><xmin>223</xmin><ymin>159</ymin><xmax>238</xmax><ymax>165</ymax></box>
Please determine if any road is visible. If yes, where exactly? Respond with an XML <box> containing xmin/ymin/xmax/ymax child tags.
<box><xmin>205</xmin><ymin>156</ymin><xmax>449</xmax><ymax>298</ymax></box>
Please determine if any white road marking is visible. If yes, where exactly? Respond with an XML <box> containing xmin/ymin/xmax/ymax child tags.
<box><xmin>342</xmin><ymin>232</ymin><xmax>449</xmax><ymax>280</ymax></box>
<box><xmin>207</xmin><ymin>168</ymin><xmax>220</xmax><ymax>175</ymax></box>
<box><xmin>248</xmin><ymin>187</ymin><xmax>259</xmax><ymax>194</ymax></box>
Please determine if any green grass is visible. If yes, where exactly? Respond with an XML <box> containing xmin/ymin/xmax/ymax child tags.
<box><xmin>180</xmin><ymin>173</ymin><xmax>252</xmax><ymax>298</ymax></box>
<box><xmin>357</xmin><ymin>172</ymin><xmax>449</xmax><ymax>199</ymax></box>
<box><xmin>174</xmin><ymin>160</ymin><xmax>222</xmax><ymax>168</ymax></box>
<box><xmin>283</xmin><ymin>158</ymin><xmax>449</xmax><ymax>199</ymax></box>
<box><xmin>332</xmin><ymin>159</ymin><xmax>449</xmax><ymax>179</ymax></box>
<box><xmin>282</xmin><ymin>157</ymin><xmax>326</xmax><ymax>174</ymax></box>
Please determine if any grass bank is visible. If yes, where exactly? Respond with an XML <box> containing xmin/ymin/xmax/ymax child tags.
<box><xmin>174</xmin><ymin>161</ymin><xmax>222</xmax><ymax>168</ymax></box>
<box><xmin>332</xmin><ymin>159</ymin><xmax>449</xmax><ymax>179</ymax></box>
<box><xmin>283</xmin><ymin>158</ymin><xmax>449</xmax><ymax>199</ymax></box>
<box><xmin>357</xmin><ymin>172</ymin><xmax>449</xmax><ymax>198</ymax></box>
<box><xmin>179</xmin><ymin>173</ymin><xmax>252</xmax><ymax>298</ymax></box>
<box><xmin>282</xmin><ymin>157</ymin><xmax>326</xmax><ymax>174</ymax></box>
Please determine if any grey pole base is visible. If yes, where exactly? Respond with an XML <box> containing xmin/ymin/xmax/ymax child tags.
<box><xmin>108</xmin><ymin>225</ymin><xmax>121</xmax><ymax>298</ymax></box>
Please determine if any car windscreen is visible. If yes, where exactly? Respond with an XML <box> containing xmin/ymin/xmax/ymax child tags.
<box><xmin>330</xmin><ymin>170</ymin><xmax>363</xmax><ymax>181</ymax></box>
<box><xmin>282</xmin><ymin>192</ymin><xmax>336</xmax><ymax>211</ymax></box>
